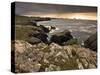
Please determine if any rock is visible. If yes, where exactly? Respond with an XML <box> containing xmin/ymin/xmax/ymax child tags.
<box><xmin>33</xmin><ymin>33</ymin><xmax>48</xmax><ymax>43</ymax></box>
<box><xmin>45</xmin><ymin>64</ymin><xmax>60</xmax><ymax>71</ymax></box>
<box><xmin>16</xmin><ymin>61</ymin><xmax>41</xmax><ymax>73</ymax></box>
<box><xmin>64</xmin><ymin>38</ymin><xmax>79</xmax><ymax>45</ymax></box>
<box><xmin>39</xmin><ymin>25</ymin><xmax>50</xmax><ymax>33</ymax></box>
<box><xmin>50</xmin><ymin>30</ymin><xmax>73</xmax><ymax>45</ymax></box>
<box><xmin>76</xmin><ymin>59</ymin><xmax>84</xmax><ymax>69</ymax></box>
<box><xmin>79</xmin><ymin>59</ymin><xmax>88</xmax><ymax>68</ymax></box>
<box><xmin>49</xmin><ymin>43</ymin><xmax>62</xmax><ymax>50</ymax></box>
<box><xmin>14</xmin><ymin>40</ymin><xmax>32</xmax><ymax>53</ymax></box>
<box><xmin>44</xmin><ymin>59</ymin><xmax>49</xmax><ymax>63</ymax></box>
<box><xmin>29</xmin><ymin>32</ymin><xmax>48</xmax><ymax>44</ymax></box>
<box><xmin>32</xmin><ymin>21</ymin><xmax>37</xmax><ymax>26</ymax></box>
<box><xmin>12</xmin><ymin>40</ymin><xmax>97</xmax><ymax>73</ymax></box>
<box><xmin>27</xmin><ymin>37</ymin><xmax>41</xmax><ymax>44</ymax></box>
<box><xmin>29</xmin><ymin>25</ymin><xmax>49</xmax><ymax>43</ymax></box>
<box><xmin>84</xmin><ymin>33</ymin><xmax>97</xmax><ymax>52</ymax></box>
<box><xmin>51</xmin><ymin>26</ymin><xmax>56</xmax><ymax>30</ymax></box>
<box><xmin>88</xmin><ymin>64</ymin><xmax>96</xmax><ymax>68</ymax></box>
<box><xmin>14</xmin><ymin>40</ymin><xmax>44</xmax><ymax>73</ymax></box>
<box><xmin>31</xmin><ymin>24</ymin><xmax>49</xmax><ymax>33</ymax></box>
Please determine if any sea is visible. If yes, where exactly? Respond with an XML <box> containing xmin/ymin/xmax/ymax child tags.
<box><xmin>37</xmin><ymin>19</ymin><xmax>97</xmax><ymax>45</ymax></box>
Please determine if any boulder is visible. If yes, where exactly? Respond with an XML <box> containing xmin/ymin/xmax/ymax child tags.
<box><xmin>28</xmin><ymin>24</ymin><xmax>49</xmax><ymax>43</ymax></box>
<box><xmin>14</xmin><ymin>40</ymin><xmax>33</xmax><ymax>53</ymax></box>
<box><xmin>31</xmin><ymin>24</ymin><xmax>50</xmax><ymax>33</ymax></box>
<box><xmin>84</xmin><ymin>33</ymin><xmax>97</xmax><ymax>52</ymax></box>
<box><xmin>12</xmin><ymin>40</ymin><xmax>97</xmax><ymax>73</ymax></box>
<box><xmin>27</xmin><ymin>37</ymin><xmax>41</xmax><ymax>44</ymax></box>
<box><xmin>50</xmin><ymin>26</ymin><xmax>56</xmax><ymax>30</ymax></box>
<box><xmin>32</xmin><ymin>33</ymin><xmax>48</xmax><ymax>43</ymax></box>
<box><xmin>14</xmin><ymin>40</ymin><xmax>44</xmax><ymax>73</ymax></box>
<box><xmin>50</xmin><ymin>30</ymin><xmax>73</xmax><ymax>45</ymax></box>
<box><xmin>39</xmin><ymin>25</ymin><xmax>50</xmax><ymax>33</ymax></box>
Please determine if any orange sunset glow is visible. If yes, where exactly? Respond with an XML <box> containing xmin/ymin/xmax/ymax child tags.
<box><xmin>24</xmin><ymin>12</ymin><xmax>97</xmax><ymax>20</ymax></box>
<box><xmin>16</xmin><ymin>2</ymin><xmax>97</xmax><ymax>20</ymax></box>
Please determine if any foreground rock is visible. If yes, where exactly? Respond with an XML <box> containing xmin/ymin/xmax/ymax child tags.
<box><xmin>84</xmin><ymin>33</ymin><xmax>97</xmax><ymax>52</ymax></box>
<box><xmin>13</xmin><ymin>40</ymin><xmax>97</xmax><ymax>73</ymax></box>
<box><xmin>13</xmin><ymin>40</ymin><xmax>44</xmax><ymax>72</ymax></box>
<box><xmin>50</xmin><ymin>30</ymin><xmax>73</xmax><ymax>45</ymax></box>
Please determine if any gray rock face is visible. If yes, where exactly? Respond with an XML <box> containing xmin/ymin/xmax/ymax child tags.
<box><xmin>50</xmin><ymin>30</ymin><xmax>73</xmax><ymax>45</ymax></box>
<box><xmin>84</xmin><ymin>33</ymin><xmax>97</xmax><ymax>52</ymax></box>
<box><xmin>13</xmin><ymin>40</ymin><xmax>97</xmax><ymax>73</ymax></box>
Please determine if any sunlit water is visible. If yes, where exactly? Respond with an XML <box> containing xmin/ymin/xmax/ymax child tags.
<box><xmin>37</xmin><ymin>19</ymin><xmax>97</xmax><ymax>45</ymax></box>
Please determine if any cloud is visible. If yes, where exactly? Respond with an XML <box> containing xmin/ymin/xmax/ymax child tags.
<box><xmin>15</xmin><ymin>2</ymin><xmax>97</xmax><ymax>16</ymax></box>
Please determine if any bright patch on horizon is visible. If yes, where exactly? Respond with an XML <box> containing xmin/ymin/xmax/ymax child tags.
<box><xmin>24</xmin><ymin>12</ymin><xmax>97</xmax><ymax>20</ymax></box>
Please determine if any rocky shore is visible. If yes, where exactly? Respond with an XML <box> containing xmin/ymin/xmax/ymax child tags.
<box><xmin>84</xmin><ymin>33</ymin><xmax>97</xmax><ymax>52</ymax></box>
<box><xmin>12</xmin><ymin>40</ymin><xmax>97</xmax><ymax>73</ymax></box>
<box><xmin>12</xmin><ymin>21</ymin><xmax>97</xmax><ymax>73</ymax></box>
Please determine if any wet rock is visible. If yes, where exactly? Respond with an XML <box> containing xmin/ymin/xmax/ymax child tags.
<box><xmin>84</xmin><ymin>33</ymin><xmax>97</xmax><ymax>52</ymax></box>
<box><xmin>29</xmin><ymin>30</ymin><xmax>48</xmax><ymax>43</ymax></box>
<box><xmin>50</xmin><ymin>30</ymin><xmax>73</xmax><ymax>45</ymax></box>
<box><xmin>39</xmin><ymin>25</ymin><xmax>50</xmax><ymax>33</ymax></box>
<box><xmin>27</xmin><ymin>37</ymin><xmax>41</xmax><ymax>44</ymax></box>
<box><xmin>34</xmin><ymin>33</ymin><xmax>48</xmax><ymax>43</ymax></box>
<box><xmin>50</xmin><ymin>26</ymin><xmax>56</xmax><ymax>30</ymax></box>
<box><xmin>28</xmin><ymin>24</ymin><xmax>50</xmax><ymax>44</ymax></box>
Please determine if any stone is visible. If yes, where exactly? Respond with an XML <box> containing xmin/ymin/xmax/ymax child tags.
<box><xmin>27</xmin><ymin>37</ymin><xmax>41</xmax><ymax>44</ymax></box>
<box><xmin>50</xmin><ymin>30</ymin><xmax>73</xmax><ymax>45</ymax></box>
<box><xmin>84</xmin><ymin>33</ymin><xmax>97</xmax><ymax>52</ymax></box>
<box><xmin>76</xmin><ymin>59</ymin><xmax>84</xmax><ymax>69</ymax></box>
<box><xmin>13</xmin><ymin>40</ymin><xmax>97</xmax><ymax>73</ymax></box>
<box><xmin>15</xmin><ymin>40</ymin><xmax>32</xmax><ymax>53</ymax></box>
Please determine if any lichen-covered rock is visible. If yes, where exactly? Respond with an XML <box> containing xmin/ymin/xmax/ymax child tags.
<box><xmin>13</xmin><ymin>40</ymin><xmax>97</xmax><ymax>73</ymax></box>
<box><xmin>15</xmin><ymin>40</ymin><xmax>32</xmax><ymax>53</ymax></box>
<box><xmin>14</xmin><ymin>40</ymin><xmax>44</xmax><ymax>73</ymax></box>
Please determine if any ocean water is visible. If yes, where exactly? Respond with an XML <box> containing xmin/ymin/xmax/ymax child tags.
<box><xmin>37</xmin><ymin>19</ymin><xmax>97</xmax><ymax>45</ymax></box>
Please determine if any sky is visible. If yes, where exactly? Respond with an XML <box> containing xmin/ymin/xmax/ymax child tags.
<box><xmin>15</xmin><ymin>2</ymin><xmax>97</xmax><ymax>20</ymax></box>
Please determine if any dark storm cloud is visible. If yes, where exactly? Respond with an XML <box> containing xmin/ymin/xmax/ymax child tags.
<box><xmin>15</xmin><ymin>2</ymin><xmax>97</xmax><ymax>15</ymax></box>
